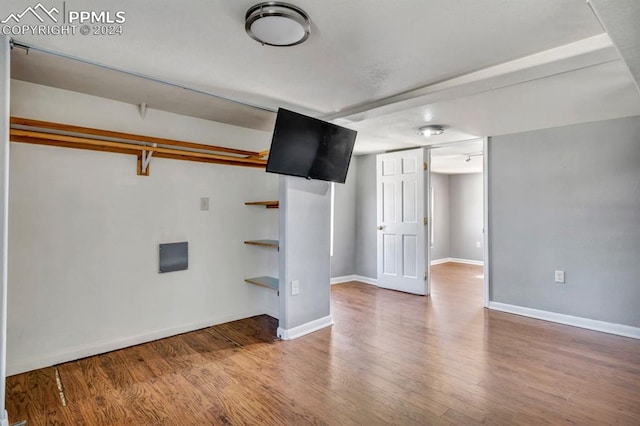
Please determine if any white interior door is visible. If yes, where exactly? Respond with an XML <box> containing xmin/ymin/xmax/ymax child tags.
<box><xmin>376</xmin><ymin>148</ymin><xmax>428</xmax><ymax>295</ymax></box>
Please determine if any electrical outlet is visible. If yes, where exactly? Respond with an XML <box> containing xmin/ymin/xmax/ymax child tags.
<box><xmin>291</xmin><ymin>280</ymin><xmax>300</xmax><ymax>296</ymax></box>
<box><xmin>476</xmin><ymin>241</ymin><xmax>481</xmax><ymax>248</ymax></box>
<box><xmin>554</xmin><ymin>270</ymin><xmax>565</xmax><ymax>283</ymax></box>
<box><xmin>200</xmin><ymin>197</ymin><xmax>210</xmax><ymax>211</ymax></box>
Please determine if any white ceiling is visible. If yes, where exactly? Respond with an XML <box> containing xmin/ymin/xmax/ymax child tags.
<box><xmin>10</xmin><ymin>48</ymin><xmax>277</xmax><ymax>131</ymax></box>
<box><xmin>430</xmin><ymin>140</ymin><xmax>484</xmax><ymax>174</ymax></box>
<box><xmin>4</xmin><ymin>0</ymin><xmax>640</xmax><ymax>172</ymax></box>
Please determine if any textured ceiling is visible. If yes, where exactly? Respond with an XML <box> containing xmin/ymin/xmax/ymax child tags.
<box><xmin>588</xmin><ymin>0</ymin><xmax>640</xmax><ymax>92</ymax></box>
<box><xmin>3</xmin><ymin>0</ymin><xmax>640</xmax><ymax>162</ymax></box>
<box><xmin>3</xmin><ymin>0</ymin><xmax>605</xmax><ymax>113</ymax></box>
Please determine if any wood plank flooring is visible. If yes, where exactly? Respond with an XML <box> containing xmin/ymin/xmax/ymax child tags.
<box><xmin>7</xmin><ymin>262</ymin><xmax>640</xmax><ymax>425</ymax></box>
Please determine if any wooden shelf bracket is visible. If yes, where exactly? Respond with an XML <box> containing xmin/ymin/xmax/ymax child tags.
<box><xmin>245</xmin><ymin>200</ymin><xmax>279</xmax><ymax>209</ymax></box>
<box><xmin>138</xmin><ymin>143</ymin><xmax>156</xmax><ymax>176</ymax></box>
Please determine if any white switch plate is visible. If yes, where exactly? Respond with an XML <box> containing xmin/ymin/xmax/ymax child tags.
<box><xmin>200</xmin><ymin>197</ymin><xmax>210</xmax><ymax>211</ymax></box>
<box><xmin>476</xmin><ymin>241</ymin><xmax>481</xmax><ymax>248</ymax></box>
<box><xmin>554</xmin><ymin>270</ymin><xmax>565</xmax><ymax>283</ymax></box>
<box><xmin>291</xmin><ymin>280</ymin><xmax>300</xmax><ymax>295</ymax></box>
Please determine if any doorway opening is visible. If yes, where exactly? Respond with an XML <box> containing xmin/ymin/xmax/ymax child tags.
<box><xmin>427</xmin><ymin>138</ymin><xmax>487</xmax><ymax>307</ymax></box>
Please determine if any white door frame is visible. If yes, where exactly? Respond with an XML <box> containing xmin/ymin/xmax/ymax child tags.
<box><xmin>424</xmin><ymin>148</ymin><xmax>432</xmax><ymax>295</ymax></box>
<box><xmin>483</xmin><ymin>137</ymin><xmax>490</xmax><ymax>307</ymax></box>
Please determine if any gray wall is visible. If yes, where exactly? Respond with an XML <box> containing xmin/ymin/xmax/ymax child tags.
<box><xmin>489</xmin><ymin>115</ymin><xmax>640</xmax><ymax>327</ymax></box>
<box><xmin>354</xmin><ymin>154</ymin><xmax>377</xmax><ymax>279</ymax></box>
<box><xmin>331</xmin><ymin>160</ymin><xmax>357</xmax><ymax>277</ymax></box>
<box><xmin>430</xmin><ymin>173</ymin><xmax>450</xmax><ymax>261</ymax></box>
<box><xmin>279</xmin><ymin>176</ymin><xmax>332</xmax><ymax>330</ymax></box>
<box><xmin>353</xmin><ymin>155</ymin><xmax>484</xmax><ymax>279</ymax></box>
<box><xmin>449</xmin><ymin>173</ymin><xmax>483</xmax><ymax>261</ymax></box>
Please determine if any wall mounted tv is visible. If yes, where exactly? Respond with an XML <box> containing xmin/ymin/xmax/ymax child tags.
<box><xmin>266</xmin><ymin>108</ymin><xmax>357</xmax><ymax>184</ymax></box>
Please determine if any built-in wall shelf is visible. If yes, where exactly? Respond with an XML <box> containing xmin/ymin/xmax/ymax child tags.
<box><xmin>245</xmin><ymin>200</ymin><xmax>279</xmax><ymax>209</ymax></box>
<box><xmin>244</xmin><ymin>239</ymin><xmax>279</xmax><ymax>249</ymax></box>
<box><xmin>245</xmin><ymin>276</ymin><xmax>279</xmax><ymax>292</ymax></box>
<box><xmin>244</xmin><ymin>200</ymin><xmax>279</xmax><ymax>318</ymax></box>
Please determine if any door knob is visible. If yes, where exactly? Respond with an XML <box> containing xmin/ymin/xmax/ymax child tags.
<box><xmin>377</xmin><ymin>225</ymin><xmax>384</xmax><ymax>230</ymax></box>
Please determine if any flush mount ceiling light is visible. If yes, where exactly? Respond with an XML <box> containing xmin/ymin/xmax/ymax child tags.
<box><xmin>416</xmin><ymin>125</ymin><xmax>445</xmax><ymax>137</ymax></box>
<box><xmin>245</xmin><ymin>2</ymin><xmax>311</xmax><ymax>47</ymax></box>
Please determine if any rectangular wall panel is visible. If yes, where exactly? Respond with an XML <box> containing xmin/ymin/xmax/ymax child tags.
<box><xmin>402</xmin><ymin>157</ymin><xmax>417</xmax><ymax>174</ymax></box>
<box><xmin>402</xmin><ymin>180</ymin><xmax>417</xmax><ymax>223</ymax></box>
<box><xmin>159</xmin><ymin>242</ymin><xmax>189</xmax><ymax>273</ymax></box>
<box><xmin>382</xmin><ymin>158</ymin><xmax>397</xmax><ymax>176</ymax></box>
<box><xmin>402</xmin><ymin>235</ymin><xmax>417</xmax><ymax>278</ymax></box>
<box><xmin>382</xmin><ymin>234</ymin><xmax>396</xmax><ymax>275</ymax></box>
<box><xmin>382</xmin><ymin>182</ymin><xmax>396</xmax><ymax>223</ymax></box>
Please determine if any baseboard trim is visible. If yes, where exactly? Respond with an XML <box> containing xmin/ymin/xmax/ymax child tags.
<box><xmin>330</xmin><ymin>275</ymin><xmax>358</xmax><ymax>285</ymax></box>
<box><xmin>277</xmin><ymin>315</ymin><xmax>333</xmax><ymax>340</ymax></box>
<box><xmin>8</xmin><ymin>308</ymin><xmax>269</xmax><ymax>376</ymax></box>
<box><xmin>331</xmin><ymin>274</ymin><xmax>378</xmax><ymax>286</ymax></box>
<box><xmin>489</xmin><ymin>302</ymin><xmax>640</xmax><ymax>340</ymax></box>
<box><xmin>431</xmin><ymin>257</ymin><xmax>484</xmax><ymax>266</ymax></box>
<box><xmin>353</xmin><ymin>275</ymin><xmax>378</xmax><ymax>286</ymax></box>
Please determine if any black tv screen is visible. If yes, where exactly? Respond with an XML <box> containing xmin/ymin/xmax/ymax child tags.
<box><xmin>266</xmin><ymin>108</ymin><xmax>357</xmax><ymax>184</ymax></box>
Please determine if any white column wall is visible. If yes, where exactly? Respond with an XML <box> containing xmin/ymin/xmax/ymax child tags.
<box><xmin>0</xmin><ymin>35</ymin><xmax>11</xmax><ymax>426</ymax></box>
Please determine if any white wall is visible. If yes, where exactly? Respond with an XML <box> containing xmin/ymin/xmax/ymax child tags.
<box><xmin>8</xmin><ymin>80</ymin><xmax>279</xmax><ymax>374</ymax></box>
<box><xmin>1</xmin><ymin>37</ymin><xmax>10</xmax><ymax>419</ymax></box>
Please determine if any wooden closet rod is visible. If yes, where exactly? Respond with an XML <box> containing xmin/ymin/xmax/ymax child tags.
<box><xmin>9</xmin><ymin>117</ymin><xmax>270</xmax><ymax>174</ymax></box>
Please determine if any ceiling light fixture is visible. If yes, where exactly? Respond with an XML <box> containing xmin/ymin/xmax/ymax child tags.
<box><xmin>245</xmin><ymin>2</ymin><xmax>311</xmax><ymax>47</ymax></box>
<box><xmin>416</xmin><ymin>125</ymin><xmax>445</xmax><ymax>137</ymax></box>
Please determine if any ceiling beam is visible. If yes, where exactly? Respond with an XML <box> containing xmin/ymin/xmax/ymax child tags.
<box><xmin>324</xmin><ymin>34</ymin><xmax>618</xmax><ymax>123</ymax></box>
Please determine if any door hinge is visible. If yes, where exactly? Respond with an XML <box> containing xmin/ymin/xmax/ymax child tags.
<box><xmin>424</xmin><ymin>272</ymin><xmax>427</xmax><ymax>281</ymax></box>
<box><xmin>423</xmin><ymin>217</ymin><xmax>428</xmax><ymax>225</ymax></box>
<box><xmin>423</xmin><ymin>162</ymin><xmax>428</xmax><ymax>171</ymax></box>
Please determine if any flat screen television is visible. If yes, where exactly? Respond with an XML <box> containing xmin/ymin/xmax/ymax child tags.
<box><xmin>266</xmin><ymin>108</ymin><xmax>357</xmax><ymax>184</ymax></box>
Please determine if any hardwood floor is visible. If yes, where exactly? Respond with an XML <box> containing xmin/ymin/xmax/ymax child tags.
<box><xmin>7</xmin><ymin>262</ymin><xmax>640</xmax><ymax>425</ymax></box>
